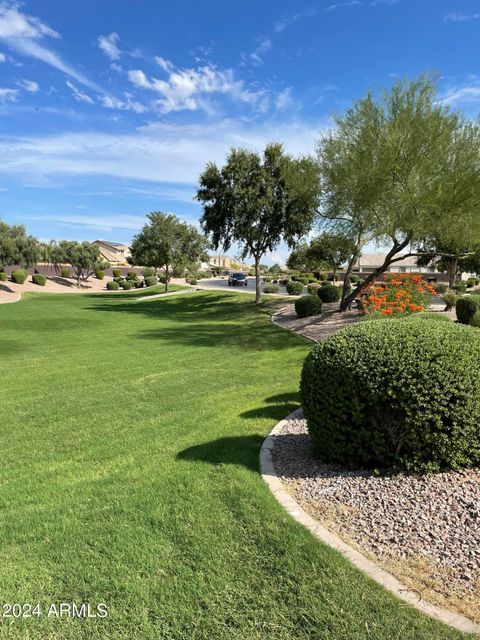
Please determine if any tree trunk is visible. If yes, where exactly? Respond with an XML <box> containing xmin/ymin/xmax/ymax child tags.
<box><xmin>165</xmin><ymin>264</ymin><xmax>169</xmax><ymax>292</ymax></box>
<box><xmin>340</xmin><ymin>243</ymin><xmax>362</xmax><ymax>310</ymax></box>
<box><xmin>447</xmin><ymin>258</ymin><xmax>458</xmax><ymax>288</ymax></box>
<box><xmin>254</xmin><ymin>255</ymin><xmax>261</xmax><ymax>304</ymax></box>
<box><xmin>340</xmin><ymin>237</ymin><xmax>410</xmax><ymax>311</ymax></box>
<box><xmin>332</xmin><ymin>264</ymin><xmax>337</xmax><ymax>283</ymax></box>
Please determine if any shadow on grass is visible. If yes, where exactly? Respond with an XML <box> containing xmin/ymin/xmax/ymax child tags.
<box><xmin>177</xmin><ymin>434</ymin><xmax>264</xmax><ymax>471</ymax></box>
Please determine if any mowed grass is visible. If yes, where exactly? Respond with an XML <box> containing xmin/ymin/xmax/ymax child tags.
<box><xmin>0</xmin><ymin>290</ymin><xmax>467</xmax><ymax>640</ymax></box>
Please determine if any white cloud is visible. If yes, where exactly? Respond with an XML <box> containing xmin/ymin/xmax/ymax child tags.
<box><xmin>0</xmin><ymin>118</ymin><xmax>325</xmax><ymax>185</ymax></box>
<box><xmin>439</xmin><ymin>84</ymin><xmax>480</xmax><ymax>106</ymax></box>
<box><xmin>128</xmin><ymin>61</ymin><xmax>263</xmax><ymax>114</ymax></box>
<box><xmin>249</xmin><ymin>37</ymin><xmax>272</xmax><ymax>65</ymax></box>
<box><xmin>23</xmin><ymin>212</ymin><xmax>147</xmax><ymax>233</ymax></box>
<box><xmin>154</xmin><ymin>55</ymin><xmax>173</xmax><ymax>73</ymax></box>
<box><xmin>99</xmin><ymin>93</ymin><xmax>146</xmax><ymax>113</ymax></box>
<box><xmin>97</xmin><ymin>32</ymin><xmax>121</xmax><ymax>60</ymax></box>
<box><xmin>0</xmin><ymin>2</ymin><xmax>101</xmax><ymax>91</ymax></box>
<box><xmin>0</xmin><ymin>51</ymin><xmax>5</xmax><ymax>61</ymax></box>
<box><xmin>444</xmin><ymin>12</ymin><xmax>480</xmax><ymax>23</ymax></box>
<box><xmin>17</xmin><ymin>78</ymin><xmax>39</xmax><ymax>92</ymax></box>
<box><xmin>66</xmin><ymin>80</ymin><xmax>94</xmax><ymax>104</ymax></box>
<box><xmin>0</xmin><ymin>86</ymin><xmax>17</xmax><ymax>101</ymax></box>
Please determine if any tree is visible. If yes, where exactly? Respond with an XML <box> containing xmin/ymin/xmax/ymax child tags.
<box><xmin>316</xmin><ymin>76</ymin><xmax>480</xmax><ymax>310</ymax></box>
<box><xmin>58</xmin><ymin>241</ymin><xmax>107</xmax><ymax>286</ymax></box>
<box><xmin>306</xmin><ymin>232</ymin><xmax>354</xmax><ymax>282</ymax></box>
<box><xmin>197</xmin><ymin>143</ymin><xmax>320</xmax><ymax>303</ymax></box>
<box><xmin>286</xmin><ymin>243</ymin><xmax>310</xmax><ymax>272</ymax></box>
<box><xmin>0</xmin><ymin>220</ymin><xmax>40</xmax><ymax>268</ymax></box>
<box><xmin>130</xmin><ymin>212</ymin><xmax>208</xmax><ymax>292</ymax></box>
<box><xmin>268</xmin><ymin>263</ymin><xmax>283</xmax><ymax>274</ymax></box>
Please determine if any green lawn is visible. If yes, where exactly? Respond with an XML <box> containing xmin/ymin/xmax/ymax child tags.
<box><xmin>0</xmin><ymin>289</ymin><xmax>466</xmax><ymax>639</ymax></box>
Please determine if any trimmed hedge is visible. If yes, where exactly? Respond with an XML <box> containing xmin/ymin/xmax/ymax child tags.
<box><xmin>121</xmin><ymin>281</ymin><xmax>132</xmax><ymax>290</ymax></box>
<box><xmin>301</xmin><ymin>316</ymin><xmax>480</xmax><ymax>472</ymax></box>
<box><xmin>470</xmin><ymin>310</ymin><xmax>480</xmax><ymax>328</ymax></box>
<box><xmin>0</xmin><ymin>271</ymin><xmax>7</xmax><ymax>281</ymax></box>
<box><xmin>107</xmin><ymin>280</ymin><xmax>120</xmax><ymax>290</ymax></box>
<box><xmin>11</xmin><ymin>269</ymin><xmax>27</xmax><ymax>284</ymax></box>
<box><xmin>433</xmin><ymin>282</ymin><xmax>448</xmax><ymax>294</ymax></box>
<box><xmin>318</xmin><ymin>284</ymin><xmax>342</xmax><ymax>303</ymax></box>
<box><xmin>144</xmin><ymin>276</ymin><xmax>158</xmax><ymax>287</ymax></box>
<box><xmin>112</xmin><ymin>269</ymin><xmax>122</xmax><ymax>278</ymax></box>
<box><xmin>127</xmin><ymin>271</ymin><xmax>137</xmax><ymax>278</ymax></box>
<box><xmin>295</xmin><ymin>295</ymin><xmax>322</xmax><ymax>318</ymax></box>
<box><xmin>95</xmin><ymin>270</ymin><xmax>105</xmax><ymax>280</ymax></box>
<box><xmin>263</xmin><ymin>283</ymin><xmax>279</xmax><ymax>294</ymax></box>
<box><xmin>456</xmin><ymin>295</ymin><xmax>480</xmax><ymax>324</ymax></box>
<box><xmin>134</xmin><ymin>279</ymin><xmax>144</xmax><ymax>288</ymax></box>
<box><xmin>349</xmin><ymin>274</ymin><xmax>360</xmax><ymax>283</ymax></box>
<box><xmin>186</xmin><ymin>277</ymin><xmax>197</xmax><ymax>285</ymax></box>
<box><xmin>286</xmin><ymin>280</ymin><xmax>304</xmax><ymax>295</ymax></box>
<box><xmin>32</xmin><ymin>274</ymin><xmax>46</xmax><ymax>286</ymax></box>
<box><xmin>61</xmin><ymin>268</ymin><xmax>71</xmax><ymax>278</ymax></box>
<box><xmin>317</xmin><ymin>272</ymin><xmax>327</xmax><ymax>281</ymax></box>
<box><xmin>453</xmin><ymin>282</ymin><xmax>467</xmax><ymax>294</ymax></box>
<box><xmin>142</xmin><ymin>268</ymin><xmax>155</xmax><ymax>277</ymax></box>
<box><xmin>442</xmin><ymin>291</ymin><xmax>458</xmax><ymax>311</ymax></box>
<box><xmin>307</xmin><ymin>282</ymin><xmax>320</xmax><ymax>296</ymax></box>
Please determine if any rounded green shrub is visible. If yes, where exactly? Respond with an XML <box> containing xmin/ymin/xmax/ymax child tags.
<box><xmin>349</xmin><ymin>274</ymin><xmax>360</xmax><ymax>283</ymax></box>
<box><xmin>134</xmin><ymin>279</ymin><xmax>144</xmax><ymax>288</ymax></box>
<box><xmin>279</xmin><ymin>278</ymin><xmax>290</xmax><ymax>286</ymax></box>
<box><xmin>441</xmin><ymin>291</ymin><xmax>458</xmax><ymax>311</ymax></box>
<box><xmin>296</xmin><ymin>277</ymin><xmax>309</xmax><ymax>286</ymax></box>
<box><xmin>318</xmin><ymin>284</ymin><xmax>342</xmax><ymax>303</ymax></box>
<box><xmin>453</xmin><ymin>282</ymin><xmax>467</xmax><ymax>294</ymax></box>
<box><xmin>112</xmin><ymin>269</ymin><xmax>122</xmax><ymax>278</ymax></box>
<box><xmin>127</xmin><ymin>271</ymin><xmax>137</xmax><ymax>279</ymax></box>
<box><xmin>301</xmin><ymin>316</ymin><xmax>480</xmax><ymax>472</ymax></box>
<box><xmin>263</xmin><ymin>283</ymin><xmax>279</xmax><ymax>294</ymax></box>
<box><xmin>61</xmin><ymin>268</ymin><xmax>71</xmax><ymax>278</ymax></box>
<box><xmin>286</xmin><ymin>280</ymin><xmax>304</xmax><ymax>295</ymax></box>
<box><xmin>307</xmin><ymin>282</ymin><xmax>320</xmax><ymax>296</ymax></box>
<box><xmin>263</xmin><ymin>277</ymin><xmax>272</xmax><ymax>283</ymax></box>
<box><xmin>121</xmin><ymin>280</ymin><xmax>132</xmax><ymax>290</ymax></box>
<box><xmin>456</xmin><ymin>295</ymin><xmax>480</xmax><ymax>324</ymax></box>
<box><xmin>32</xmin><ymin>273</ymin><xmax>46</xmax><ymax>286</ymax></box>
<box><xmin>0</xmin><ymin>271</ymin><xmax>7</xmax><ymax>282</ymax></box>
<box><xmin>467</xmin><ymin>277</ymin><xmax>477</xmax><ymax>288</ymax></box>
<box><xmin>142</xmin><ymin>267</ymin><xmax>155</xmax><ymax>278</ymax></box>
<box><xmin>295</xmin><ymin>294</ymin><xmax>322</xmax><ymax>318</ymax></box>
<box><xmin>11</xmin><ymin>269</ymin><xmax>27</xmax><ymax>284</ymax></box>
<box><xmin>95</xmin><ymin>270</ymin><xmax>105</xmax><ymax>280</ymax></box>
<box><xmin>113</xmin><ymin>276</ymin><xmax>124</xmax><ymax>283</ymax></box>
<box><xmin>106</xmin><ymin>280</ymin><xmax>120</xmax><ymax>290</ymax></box>
<box><xmin>470</xmin><ymin>310</ymin><xmax>480</xmax><ymax>328</ymax></box>
<box><xmin>186</xmin><ymin>277</ymin><xmax>197</xmax><ymax>285</ymax></box>
<box><xmin>317</xmin><ymin>272</ymin><xmax>327</xmax><ymax>281</ymax></box>
<box><xmin>144</xmin><ymin>276</ymin><xmax>158</xmax><ymax>287</ymax></box>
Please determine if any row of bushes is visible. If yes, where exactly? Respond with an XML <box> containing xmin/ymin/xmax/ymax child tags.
<box><xmin>1</xmin><ymin>269</ymin><xmax>47</xmax><ymax>286</ymax></box>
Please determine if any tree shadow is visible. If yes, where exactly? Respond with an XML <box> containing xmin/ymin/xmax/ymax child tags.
<box><xmin>239</xmin><ymin>403</ymin><xmax>299</xmax><ymax>420</ymax></box>
<box><xmin>177</xmin><ymin>435</ymin><xmax>264</xmax><ymax>471</ymax></box>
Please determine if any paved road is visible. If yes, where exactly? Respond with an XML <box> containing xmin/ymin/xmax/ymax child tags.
<box><xmin>196</xmin><ymin>276</ymin><xmax>296</xmax><ymax>296</ymax></box>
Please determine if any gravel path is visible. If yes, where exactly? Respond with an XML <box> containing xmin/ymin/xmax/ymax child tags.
<box><xmin>272</xmin><ymin>415</ymin><xmax>480</xmax><ymax>619</ymax></box>
<box><xmin>272</xmin><ymin>302</ymin><xmax>363</xmax><ymax>341</ymax></box>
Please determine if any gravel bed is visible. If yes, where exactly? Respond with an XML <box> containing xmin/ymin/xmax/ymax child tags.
<box><xmin>272</xmin><ymin>416</ymin><xmax>480</xmax><ymax>594</ymax></box>
<box><xmin>272</xmin><ymin>303</ymin><xmax>362</xmax><ymax>341</ymax></box>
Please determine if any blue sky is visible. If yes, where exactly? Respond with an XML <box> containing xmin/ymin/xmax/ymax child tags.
<box><xmin>0</xmin><ymin>0</ymin><xmax>479</xmax><ymax>264</ymax></box>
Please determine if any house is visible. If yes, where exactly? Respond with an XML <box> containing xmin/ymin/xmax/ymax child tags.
<box><xmin>91</xmin><ymin>240</ymin><xmax>131</xmax><ymax>265</ymax></box>
<box><xmin>354</xmin><ymin>253</ymin><xmax>437</xmax><ymax>274</ymax></box>
<box><xmin>209</xmin><ymin>255</ymin><xmax>232</xmax><ymax>269</ymax></box>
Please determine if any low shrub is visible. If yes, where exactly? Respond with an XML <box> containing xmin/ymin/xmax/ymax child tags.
<box><xmin>107</xmin><ymin>280</ymin><xmax>120</xmax><ymax>290</ymax></box>
<box><xmin>113</xmin><ymin>276</ymin><xmax>124</xmax><ymax>283</ymax></box>
<box><xmin>308</xmin><ymin>277</ymin><xmax>318</xmax><ymax>284</ymax></box>
<box><xmin>296</xmin><ymin>277</ymin><xmax>309</xmax><ymax>286</ymax></box>
<box><xmin>321</xmin><ymin>280</ymin><xmax>330</xmax><ymax>286</ymax></box>
<box><xmin>318</xmin><ymin>285</ymin><xmax>342</xmax><ymax>303</ymax></box>
<box><xmin>134</xmin><ymin>279</ymin><xmax>144</xmax><ymax>288</ymax></box>
<box><xmin>442</xmin><ymin>291</ymin><xmax>458</xmax><ymax>311</ymax></box>
<box><xmin>307</xmin><ymin>282</ymin><xmax>320</xmax><ymax>296</ymax></box>
<box><xmin>121</xmin><ymin>281</ymin><xmax>132</xmax><ymax>290</ymax></box>
<box><xmin>32</xmin><ymin>274</ymin><xmax>46</xmax><ymax>286</ymax></box>
<box><xmin>272</xmin><ymin>279</ymin><xmax>278</xmax><ymax>284</ymax></box>
<box><xmin>301</xmin><ymin>316</ymin><xmax>480</xmax><ymax>472</ymax></box>
<box><xmin>263</xmin><ymin>283</ymin><xmax>279</xmax><ymax>294</ymax></box>
<box><xmin>127</xmin><ymin>271</ymin><xmax>137</xmax><ymax>279</ymax></box>
<box><xmin>0</xmin><ymin>271</ymin><xmax>7</xmax><ymax>281</ymax></box>
<box><xmin>317</xmin><ymin>272</ymin><xmax>327</xmax><ymax>282</ymax></box>
<box><xmin>186</xmin><ymin>277</ymin><xmax>197</xmax><ymax>285</ymax></box>
<box><xmin>279</xmin><ymin>278</ymin><xmax>290</xmax><ymax>286</ymax></box>
<box><xmin>433</xmin><ymin>282</ymin><xmax>447</xmax><ymax>294</ymax></box>
<box><xmin>467</xmin><ymin>277</ymin><xmax>477</xmax><ymax>288</ymax></box>
<box><xmin>61</xmin><ymin>268</ymin><xmax>71</xmax><ymax>278</ymax></box>
<box><xmin>286</xmin><ymin>280</ymin><xmax>304</xmax><ymax>295</ymax></box>
<box><xmin>11</xmin><ymin>269</ymin><xmax>27</xmax><ymax>284</ymax></box>
<box><xmin>470</xmin><ymin>310</ymin><xmax>480</xmax><ymax>328</ymax></box>
<box><xmin>295</xmin><ymin>294</ymin><xmax>322</xmax><ymax>318</ymax></box>
<box><xmin>95</xmin><ymin>270</ymin><xmax>105</xmax><ymax>280</ymax></box>
<box><xmin>427</xmin><ymin>276</ymin><xmax>438</xmax><ymax>283</ymax></box>
<box><xmin>144</xmin><ymin>276</ymin><xmax>158</xmax><ymax>287</ymax></box>
<box><xmin>456</xmin><ymin>295</ymin><xmax>480</xmax><ymax>324</ymax></box>
<box><xmin>112</xmin><ymin>269</ymin><xmax>122</xmax><ymax>278</ymax></box>
<box><xmin>349</xmin><ymin>274</ymin><xmax>359</xmax><ymax>283</ymax></box>
<box><xmin>142</xmin><ymin>267</ymin><xmax>155</xmax><ymax>278</ymax></box>
<box><xmin>263</xmin><ymin>277</ymin><xmax>272</xmax><ymax>283</ymax></box>
<box><xmin>453</xmin><ymin>282</ymin><xmax>467</xmax><ymax>294</ymax></box>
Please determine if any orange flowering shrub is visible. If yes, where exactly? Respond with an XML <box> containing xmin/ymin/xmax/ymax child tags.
<box><xmin>360</xmin><ymin>273</ymin><xmax>435</xmax><ymax>317</ymax></box>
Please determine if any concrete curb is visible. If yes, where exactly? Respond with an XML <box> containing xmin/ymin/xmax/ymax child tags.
<box><xmin>260</xmin><ymin>408</ymin><xmax>480</xmax><ymax>635</ymax></box>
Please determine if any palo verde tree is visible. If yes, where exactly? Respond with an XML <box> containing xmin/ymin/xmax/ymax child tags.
<box><xmin>317</xmin><ymin>76</ymin><xmax>480</xmax><ymax>310</ymax></box>
<box><xmin>130</xmin><ymin>212</ymin><xmax>208</xmax><ymax>292</ymax></box>
<box><xmin>306</xmin><ymin>232</ymin><xmax>355</xmax><ymax>282</ymax></box>
<box><xmin>197</xmin><ymin>143</ymin><xmax>320</xmax><ymax>303</ymax></box>
<box><xmin>0</xmin><ymin>219</ymin><xmax>40</xmax><ymax>269</ymax></box>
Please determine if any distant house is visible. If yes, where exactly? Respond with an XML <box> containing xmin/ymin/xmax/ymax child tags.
<box><xmin>209</xmin><ymin>255</ymin><xmax>232</xmax><ymax>269</ymax></box>
<box><xmin>91</xmin><ymin>240</ymin><xmax>131</xmax><ymax>265</ymax></box>
<box><xmin>354</xmin><ymin>253</ymin><xmax>437</xmax><ymax>274</ymax></box>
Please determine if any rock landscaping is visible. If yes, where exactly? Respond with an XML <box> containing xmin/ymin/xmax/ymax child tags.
<box><xmin>271</xmin><ymin>414</ymin><xmax>480</xmax><ymax>623</ymax></box>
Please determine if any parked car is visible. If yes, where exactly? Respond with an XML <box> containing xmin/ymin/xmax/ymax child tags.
<box><xmin>228</xmin><ymin>272</ymin><xmax>248</xmax><ymax>286</ymax></box>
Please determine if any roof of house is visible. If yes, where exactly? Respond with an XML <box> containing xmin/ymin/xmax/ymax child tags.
<box><xmin>97</xmin><ymin>247</ymin><xmax>125</xmax><ymax>263</ymax></box>
<box><xmin>92</xmin><ymin>240</ymin><xmax>129</xmax><ymax>250</ymax></box>
<box><xmin>358</xmin><ymin>253</ymin><xmax>420</xmax><ymax>267</ymax></box>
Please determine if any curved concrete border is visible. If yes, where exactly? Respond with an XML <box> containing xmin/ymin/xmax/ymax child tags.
<box><xmin>260</xmin><ymin>408</ymin><xmax>479</xmax><ymax>635</ymax></box>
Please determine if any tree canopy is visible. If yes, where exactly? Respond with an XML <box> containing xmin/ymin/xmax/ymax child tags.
<box><xmin>0</xmin><ymin>220</ymin><xmax>40</xmax><ymax>269</ymax></box>
<box><xmin>306</xmin><ymin>232</ymin><xmax>355</xmax><ymax>281</ymax></box>
<box><xmin>197</xmin><ymin>142</ymin><xmax>320</xmax><ymax>302</ymax></box>
<box><xmin>316</xmin><ymin>76</ymin><xmax>480</xmax><ymax>309</ymax></box>
<box><xmin>130</xmin><ymin>212</ymin><xmax>208</xmax><ymax>292</ymax></box>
